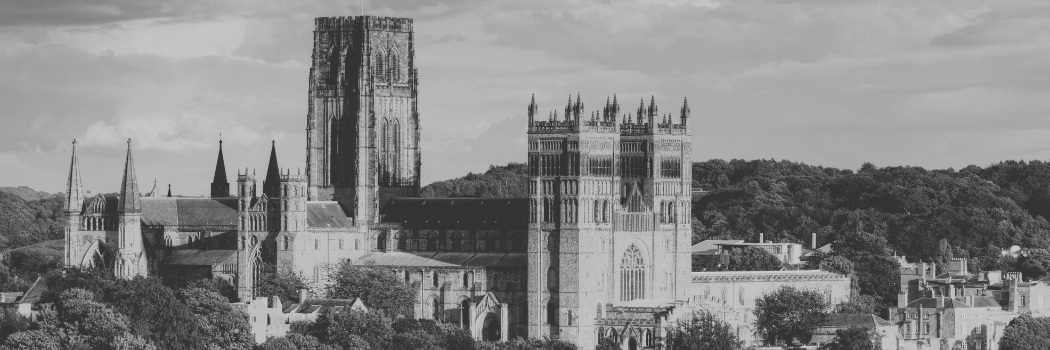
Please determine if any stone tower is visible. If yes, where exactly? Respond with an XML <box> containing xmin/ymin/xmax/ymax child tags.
<box><xmin>115</xmin><ymin>139</ymin><xmax>147</xmax><ymax>278</ymax></box>
<box><xmin>526</xmin><ymin>95</ymin><xmax>622</xmax><ymax>346</ymax></box>
<box><xmin>306</xmin><ymin>16</ymin><xmax>420</xmax><ymax>226</ymax></box>
<box><xmin>526</xmin><ymin>95</ymin><xmax>692</xmax><ymax>348</ymax></box>
<box><xmin>63</xmin><ymin>140</ymin><xmax>85</xmax><ymax>267</ymax></box>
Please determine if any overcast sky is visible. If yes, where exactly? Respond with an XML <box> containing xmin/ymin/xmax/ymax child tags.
<box><xmin>1</xmin><ymin>0</ymin><xmax>1048</xmax><ymax>196</ymax></box>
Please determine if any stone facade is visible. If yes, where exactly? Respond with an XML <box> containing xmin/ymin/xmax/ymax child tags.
<box><xmin>62</xmin><ymin>15</ymin><xmax>858</xmax><ymax>349</ymax></box>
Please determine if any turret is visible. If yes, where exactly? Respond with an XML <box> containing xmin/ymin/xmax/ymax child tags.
<box><xmin>211</xmin><ymin>139</ymin><xmax>230</xmax><ymax>197</ymax></box>
<box><xmin>564</xmin><ymin>95</ymin><xmax>572</xmax><ymax>122</ymax></box>
<box><xmin>680</xmin><ymin>97</ymin><xmax>690</xmax><ymax>128</ymax></box>
<box><xmin>527</xmin><ymin>94</ymin><xmax>538</xmax><ymax>129</ymax></box>
<box><xmin>647</xmin><ymin>96</ymin><xmax>657</xmax><ymax>128</ymax></box>
<box><xmin>636</xmin><ymin>99</ymin><xmax>645</xmax><ymax>125</ymax></box>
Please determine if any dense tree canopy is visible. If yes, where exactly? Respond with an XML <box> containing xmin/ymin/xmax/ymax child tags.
<box><xmin>665</xmin><ymin>311</ymin><xmax>743</xmax><ymax>350</ymax></box>
<box><xmin>753</xmin><ymin>286</ymin><xmax>830</xmax><ymax>346</ymax></box>
<box><xmin>999</xmin><ymin>315</ymin><xmax>1050</xmax><ymax>350</ymax></box>
<box><xmin>324</xmin><ymin>261</ymin><xmax>416</xmax><ymax>317</ymax></box>
<box><xmin>819</xmin><ymin>327</ymin><xmax>880</xmax><ymax>350</ymax></box>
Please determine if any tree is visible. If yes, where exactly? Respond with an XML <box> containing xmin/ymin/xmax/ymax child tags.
<box><xmin>753</xmin><ymin>286</ymin><xmax>830</xmax><ymax>345</ymax></box>
<box><xmin>819</xmin><ymin>327</ymin><xmax>880</xmax><ymax>350</ymax></box>
<box><xmin>664</xmin><ymin>310</ymin><xmax>743</xmax><ymax>350</ymax></box>
<box><xmin>255</xmin><ymin>264</ymin><xmax>311</xmax><ymax>306</ymax></box>
<box><xmin>255</xmin><ymin>333</ymin><xmax>340</xmax><ymax>350</ymax></box>
<box><xmin>852</xmin><ymin>255</ymin><xmax>900</xmax><ymax>305</ymax></box>
<box><xmin>312</xmin><ymin>308</ymin><xmax>394</xmax><ymax>349</ymax></box>
<box><xmin>725</xmin><ymin>247</ymin><xmax>782</xmax><ymax>271</ymax></box>
<box><xmin>596</xmin><ymin>338</ymin><xmax>622</xmax><ymax>350</ymax></box>
<box><xmin>324</xmin><ymin>261</ymin><xmax>415</xmax><ymax>316</ymax></box>
<box><xmin>833</xmin><ymin>295</ymin><xmax>879</xmax><ymax>315</ymax></box>
<box><xmin>818</xmin><ymin>255</ymin><xmax>854</xmax><ymax>276</ymax></box>
<box><xmin>175</xmin><ymin>288</ymin><xmax>254</xmax><ymax>350</ymax></box>
<box><xmin>999</xmin><ymin>315</ymin><xmax>1050</xmax><ymax>350</ymax></box>
<box><xmin>105</xmin><ymin>277</ymin><xmax>207</xmax><ymax>350</ymax></box>
<box><xmin>2</xmin><ymin>288</ymin><xmax>156</xmax><ymax>350</ymax></box>
<box><xmin>1017</xmin><ymin>250</ymin><xmax>1050</xmax><ymax>281</ymax></box>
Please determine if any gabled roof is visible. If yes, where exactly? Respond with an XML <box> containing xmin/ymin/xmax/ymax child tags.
<box><xmin>164</xmin><ymin>249</ymin><xmax>237</xmax><ymax>266</ymax></box>
<box><xmin>356</xmin><ymin>251</ymin><xmax>527</xmax><ymax>268</ymax></box>
<box><xmin>690</xmin><ymin>240</ymin><xmax>744</xmax><ymax>254</ymax></box>
<box><xmin>821</xmin><ymin>313</ymin><xmax>896</xmax><ymax>329</ymax></box>
<box><xmin>140</xmin><ymin>198</ymin><xmax>238</xmax><ymax>226</ymax></box>
<box><xmin>381</xmin><ymin>198</ymin><xmax>528</xmax><ymax>230</ymax></box>
<box><xmin>905</xmin><ymin>296</ymin><xmax>1002</xmax><ymax>309</ymax></box>
<box><xmin>307</xmin><ymin>202</ymin><xmax>353</xmax><ymax>228</ymax></box>
<box><xmin>286</xmin><ymin>298</ymin><xmax>367</xmax><ymax>314</ymax></box>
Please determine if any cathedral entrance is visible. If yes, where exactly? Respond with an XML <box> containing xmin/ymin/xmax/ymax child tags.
<box><xmin>627</xmin><ymin>337</ymin><xmax>638</xmax><ymax>350</ymax></box>
<box><xmin>482</xmin><ymin>313</ymin><xmax>500</xmax><ymax>341</ymax></box>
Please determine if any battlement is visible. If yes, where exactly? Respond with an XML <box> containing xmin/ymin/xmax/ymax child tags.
<box><xmin>527</xmin><ymin>94</ymin><xmax>690</xmax><ymax>136</ymax></box>
<box><xmin>237</xmin><ymin>172</ymin><xmax>257</xmax><ymax>182</ymax></box>
<box><xmin>276</xmin><ymin>169</ymin><xmax>306</xmax><ymax>183</ymax></box>
<box><xmin>314</xmin><ymin>16</ymin><xmax>413</xmax><ymax>32</ymax></box>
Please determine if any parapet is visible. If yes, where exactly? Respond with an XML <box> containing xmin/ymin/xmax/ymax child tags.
<box><xmin>314</xmin><ymin>16</ymin><xmax>413</xmax><ymax>32</ymax></box>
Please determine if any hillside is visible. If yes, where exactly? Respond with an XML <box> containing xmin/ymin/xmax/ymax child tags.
<box><xmin>0</xmin><ymin>186</ymin><xmax>60</xmax><ymax>201</ymax></box>
<box><xmin>422</xmin><ymin>159</ymin><xmax>1050</xmax><ymax>270</ymax></box>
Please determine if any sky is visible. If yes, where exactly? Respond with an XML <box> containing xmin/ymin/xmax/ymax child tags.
<box><xmin>1</xmin><ymin>0</ymin><xmax>1048</xmax><ymax>196</ymax></box>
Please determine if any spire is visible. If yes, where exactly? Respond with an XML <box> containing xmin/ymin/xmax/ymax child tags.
<box><xmin>564</xmin><ymin>95</ymin><xmax>572</xmax><ymax>121</ymax></box>
<box><xmin>211</xmin><ymin>138</ymin><xmax>230</xmax><ymax>197</ymax></box>
<box><xmin>263</xmin><ymin>141</ymin><xmax>281</xmax><ymax>198</ymax></box>
<box><xmin>637</xmin><ymin>99</ymin><xmax>645</xmax><ymax>125</ymax></box>
<box><xmin>648</xmin><ymin>95</ymin><xmax>658</xmax><ymax>117</ymax></box>
<box><xmin>528</xmin><ymin>94</ymin><xmax>537</xmax><ymax>128</ymax></box>
<box><xmin>117</xmin><ymin>138</ymin><xmax>140</xmax><ymax>214</ymax></box>
<box><xmin>680</xmin><ymin>97</ymin><xmax>691</xmax><ymax>127</ymax></box>
<box><xmin>167</xmin><ymin>184</ymin><xmax>172</xmax><ymax>197</ymax></box>
<box><xmin>64</xmin><ymin>140</ymin><xmax>84</xmax><ymax>213</ymax></box>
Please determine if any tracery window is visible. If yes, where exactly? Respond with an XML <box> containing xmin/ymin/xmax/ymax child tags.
<box><xmin>389</xmin><ymin>52</ymin><xmax>400</xmax><ymax>82</ymax></box>
<box><xmin>620</xmin><ymin>244</ymin><xmax>646</xmax><ymax>301</ymax></box>
<box><xmin>374</xmin><ymin>52</ymin><xmax>386</xmax><ymax>81</ymax></box>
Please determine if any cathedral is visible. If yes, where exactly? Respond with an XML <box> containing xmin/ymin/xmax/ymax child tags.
<box><xmin>62</xmin><ymin>15</ymin><xmax>850</xmax><ymax>349</ymax></box>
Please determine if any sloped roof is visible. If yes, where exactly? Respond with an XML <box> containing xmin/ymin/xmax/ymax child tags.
<box><xmin>381</xmin><ymin>198</ymin><xmax>528</xmax><ymax>230</ymax></box>
<box><xmin>822</xmin><ymin>314</ymin><xmax>896</xmax><ymax>329</ymax></box>
<box><xmin>164</xmin><ymin>249</ymin><xmax>237</xmax><ymax>266</ymax></box>
<box><xmin>905</xmin><ymin>296</ymin><xmax>1002</xmax><ymax>309</ymax></box>
<box><xmin>307</xmin><ymin>202</ymin><xmax>353</xmax><ymax>228</ymax></box>
<box><xmin>140</xmin><ymin>198</ymin><xmax>238</xmax><ymax>226</ymax></box>
<box><xmin>691</xmin><ymin>240</ymin><xmax>745</xmax><ymax>255</ymax></box>
<box><xmin>356</xmin><ymin>251</ymin><xmax>527</xmax><ymax>268</ymax></box>
<box><xmin>286</xmin><ymin>298</ymin><xmax>367</xmax><ymax>314</ymax></box>
<box><xmin>18</xmin><ymin>277</ymin><xmax>46</xmax><ymax>304</ymax></box>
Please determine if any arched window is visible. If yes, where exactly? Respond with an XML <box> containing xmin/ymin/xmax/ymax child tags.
<box><xmin>432</xmin><ymin>298</ymin><xmax>441</xmax><ymax>320</ymax></box>
<box><xmin>389</xmin><ymin>52</ymin><xmax>400</xmax><ymax>82</ymax></box>
<box><xmin>547</xmin><ymin>266</ymin><xmax>558</xmax><ymax>292</ymax></box>
<box><xmin>374</xmin><ymin>52</ymin><xmax>386</xmax><ymax>81</ymax></box>
<box><xmin>602</xmin><ymin>200</ymin><xmax>609</xmax><ymax>223</ymax></box>
<box><xmin>463</xmin><ymin>271</ymin><xmax>471</xmax><ymax>288</ymax></box>
<box><xmin>379</xmin><ymin>119</ymin><xmax>401</xmax><ymax>186</ymax></box>
<box><xmin>546</xmin><ymin>301</ymin><xmax>557</xmax><ymax>325</ymax></box>
<box><xmin>432</xmin><ymin>271</ymin><xmax>440</xmax><ymax>288</ymax></box>
<box><xmin>620</xmin><ymin>244</ymin><xmax>646</xmax><ymax>301</ymax></box>
<box><xmin>461</xmin><ymin>299</ymin><xmax>471</xmax><ymax>329</ymax></box>
<box><xmin>283</xmin><ymin>236</ymin><xmax>290</xmax><ymax>250</ymax></box>
<box><xmin>397</xmin><ymin>234</ymin><xmax>407</xmax><ymax>250</ymax></box>
<box><xmin>519</xmin><ymin>303</ymin><xmax>528</xmax><ymax>323</ymax></box>
<box><xmin>377</xmin><ymin>232</ymin><xmax>386</xmax><ymax>251</ymax></box>
<box><xmin>327</xmin><ymin>49</ymin><xmax>340</xmax><ymax>85</ymax></box>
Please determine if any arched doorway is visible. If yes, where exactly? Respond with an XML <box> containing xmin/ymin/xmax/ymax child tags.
<box><xmin>483</xmin><ymin>313</ymin><xmax>501</xmax><ymax>341</ymax></box>
<box><xmin>628</xmin><ymin>336</ymin><xmax>638</xmax><ymax>350</ymax></box>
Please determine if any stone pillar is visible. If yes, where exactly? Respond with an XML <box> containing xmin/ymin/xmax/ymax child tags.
<box><xmin>500</xmin><ymin>303</ymin><xmax>509</xmax><ymax>342</ymax></box>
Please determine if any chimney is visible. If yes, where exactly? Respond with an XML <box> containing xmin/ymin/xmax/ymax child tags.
<box><xmin>949</xmin><ymin>285</ymin><xmax>956</xmax><ymax>298</ymax></box>
<box><xmin>299</xmin><ymin>289</ymin><xmax>308</xmax><ymax>303</ymax></box>
<box><xmin>758</xmin><ymin>233</ymin><xmax>764</xmax><ymax>244</ymax></box>
<box><xmin>898</xmin><ymin>289</ymin><xmax>908</xmax><ymax>308</ymax></box>
<box><xmin>811</xmin><ymin>233</ymin><xmax>817</xmax><ymax>250</ymax></box>
<box><xmin>937</xmin><ymin>296</ymin><xmax>945</xmax><ymax>308</ymax></box>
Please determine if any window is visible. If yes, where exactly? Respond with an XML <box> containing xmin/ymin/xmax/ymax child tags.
<box><xmin>432</xmin><ymin>272</ymin><xmax>440</xmax><ymax>288</ymax></box>
<box><xmin>377</xmin><ymin>233</ymin><xmax>386</xmax><ymax>251</ymax></box>
<box><xmin>463</xmin><ymin>272</ymin><xmax>471</xmax><ymax>288</ymax></box>
<box><xmin>389</xmin><ymin>52</ymin><xmax>400</xmax><ymax>82</ymax></box>
<box><xmin>546</xmin><ymin>301</ymin><xmax>557</xmax><ymax>325</ymax></box>
<box><xmin>339</xmin><ymin>239</ymin><xmax>343</xmax><ymax>250</ymax></box>
<box><xmin>374</xmin><ymin>53</ymin><xmax>386</xmax><ymax>81</ymax></box>
<box><xmin>314</xmin><ymin>239</ymin><xmax>319</xmax><ymax>250</ymax></box>
<box><xmin>432</xmin><ymin>298</ymin><xmax>440</xmax><ymax>320</ymax></box>
<box><xmin>620</xmin><ymin>244</ymin><xmax>646</xmax><ymax>301</ymax></box>
<box><xmin>283</xmin><ymin>236</ymin><xmax>290</xmax><ymax>250</ymax></box>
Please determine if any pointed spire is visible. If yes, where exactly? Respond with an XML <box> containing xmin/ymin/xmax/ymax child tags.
<box><xmin>263</xmin><ymin>141</ymin><xmax>281</xmax><ymax>198</ymax></box>
<box><xmin>637</xmin><ymin>99</ymin><xmax>645</xmax><ymax>125</ymax></box>
<box><xmin>167</xmin><ymin>184</ymin><xmax>172</xmax><ymax>197</ymax></box>
<box><xmin>211</xmin><ymin>138</ymin><xmax>230</xmax><ymax>197</ymax></box>
<box><xmin>64</xmin><ymin>139</ymin><xmax>84</xmax><ymax>213</ymax></box>
<box><xmin>564</xmin><ymin>95</ymin><xmax>572</xmax><ymax>121</ymax></box>
<box><xmin>680</xmin><ymin>97</ymin><xmax>691</xmax><ymax>128</ymax></box>
<box><xmin>527</xmin><ymin>94</ymin><xmax>537</xmax><ymax>128</ymax></box>
<box><xmin>117</xmin><ymin>138</ymin><xmax>140</xmax><ymax>214</ymax></box>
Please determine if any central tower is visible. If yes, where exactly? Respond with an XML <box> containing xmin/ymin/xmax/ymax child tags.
<box><xmin>306</xmin><ymin>16</ymin><xmax>421</xmax><ymax>225</ymax></box>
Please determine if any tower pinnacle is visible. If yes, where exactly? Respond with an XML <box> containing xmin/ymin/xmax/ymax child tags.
<box><xmin>263</xmin><ymin>141</ymin><xmax>281</xmax><ymax>198</ymax></box>
<box><xmin>211</xmin><ymin>138</ymin><xmax>230</xmax><ymax>197</ymax></box>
